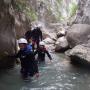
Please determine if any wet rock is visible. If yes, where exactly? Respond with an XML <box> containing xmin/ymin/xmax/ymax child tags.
<box><xmin>65</xmin><ymin>49</ymin><xmax>71</xmax><ymax>56</ymax></box>
<box><xmin>68</xmin><ymin>45</ymin><xmax>90</xmax><ymax>65</ymax></box>
<box><xmin>67</xmin><ymin>24</ymin><xmax>90</xmax><ymax>48</ymax></box>
<box><xmin>55</xmin><ymin>36</ymin><xmax>69</xmax><ymax>52</ymax></box>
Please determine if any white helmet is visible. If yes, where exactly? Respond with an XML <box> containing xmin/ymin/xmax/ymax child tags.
<box><xmin>18</xmin><ymin>38</ymin><xmax>28</xmax><ymax>44</ymax></box>
<box><xmin>39</xmin><ymin>41</ymin><xmax>45</xmax><ymax>46</ymax></box>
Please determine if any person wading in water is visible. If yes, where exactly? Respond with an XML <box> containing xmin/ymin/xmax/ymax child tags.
<box><xmin>14</xmin><ymin>38</ymin><xmax>39</xmax><ymax>80</ymax></box>
<box><xmin>34</xmin><ymin>41</ymin><xmax>52</xmax><ymax>64</ymax></box>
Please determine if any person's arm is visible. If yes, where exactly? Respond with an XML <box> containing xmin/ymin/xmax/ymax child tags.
<box><xmin>45</xmin><ymin>50</ymin><xmax>52</xmax><ymax>60</ymax></box>
<box><xmin>34</xmin><ymin>50</ymin><xmax>38</xmax><ymax>55</ymax></box>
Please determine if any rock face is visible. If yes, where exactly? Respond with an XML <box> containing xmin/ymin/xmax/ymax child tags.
<box><xmin>67</xmin><ymin>24</ymin><xmax>90</xmax><ymax>48</ymax></box>
<box><xmin>55</xmin><ymin>36</ymin><xmax>68</xmax><ymax>52</ymax></box>
<box><xmin>74</xmin><ymin>0</ymin><xmax>90</xmax><ymax>24</ymax></box>
<box><xmin>0</xmin><ymin>0</ymin><xmax>16</xmax><ymax>68</ymax></box>
<box><xmin>66</xmin><ymin>0</ymin><xmax>90</xmax><ymax>65</ymax></box>
<box><xmin>15</xmin><ymin>12</ymin><xmax>31</xmax><ymax>38</ymax></box>
<box><xmin>66</xmin><ymin>24</ymin><xmax>90</xmax><ymax>65</ymax></box>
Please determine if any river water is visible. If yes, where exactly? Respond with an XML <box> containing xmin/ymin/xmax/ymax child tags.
<box><xmin>0</xmin><ymin>53</ymin><xmax>90</xmax><ymax>90</ymax></box>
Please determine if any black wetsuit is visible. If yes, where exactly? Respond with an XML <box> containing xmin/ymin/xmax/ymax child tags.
<box><xmin>25</xmin><ymin>30</ymin><xmax>32</xmax><ymax>42</ymax></box>
<box><xmin>32</xmin><ymin>27</ymin><xmax>42</xmax><ymax>50</ymax></box>
<box><xmin>16</xmin><ymin>47</ymin><xmax>38</xmax><ymax>78</ymax></box>
<box><xmin>34</xmin><ymin>48</ymin><xmax>52</xmax><ymax>62</ymax></box>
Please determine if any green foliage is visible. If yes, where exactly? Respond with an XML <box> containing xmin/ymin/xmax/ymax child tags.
<box><xmin>14</xmin><ymin>0</ymin><xmax>26</xmax><ymax>12</ymax></box>
<box><xmin>14</xmin><ymin>0</ymin><xmax>78</xmax><ymax>22</ymax></box>
<box><xmin>55</xmin><ymin>0</ymin><xmax>78</xmax><ymax>21</ymax></box>
<box><xmin>57</xmin><ymin>0</ymin><xmax>63</xmax><ymax>5</ymax></box>
<box><xmin>25</xmin><ymin>7</ymin><xmax>37</xmax><ymax>21</ymax></box>
<box><xmin>69</xmin><ymin>2</ymin><xmax>78</xmax><ymax>17</ymax></box>
<box><xmin>51</xmin><ymin>0</ymin><xmax>63</xmax><ymax>21</ymax></box>
<box><xmin>14</xmin><ymin>0</ymin><xmax>37</xmax><ymax>21</ymax></box>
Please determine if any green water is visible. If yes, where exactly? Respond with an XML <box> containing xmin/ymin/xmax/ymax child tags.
<box><xmin>0</xmin><ymin>53</ymin><xmax>90</xmax><ymax>90</ymax></box>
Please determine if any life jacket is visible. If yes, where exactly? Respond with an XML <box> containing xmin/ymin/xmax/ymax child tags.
<box><xmin>19</xmin><ymin>44</ymin><xmax>32</xmax><ymax>58</ymax></box>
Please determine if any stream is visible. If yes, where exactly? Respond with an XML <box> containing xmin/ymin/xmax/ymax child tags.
<box><xmin>0</xmin><ymin>53</ymin><xmax>90</xmax><ymax>90</ymax></box>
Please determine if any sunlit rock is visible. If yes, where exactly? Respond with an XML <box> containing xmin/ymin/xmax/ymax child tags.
<box><xmin>57</xmin><ymin>28</ymin><xmax>66</xmax><ymax>38</ymax></box>
<box><xmin>67</xmin><ymin>24</ymin><xmax>90</xmax><ymax>48</ymax></box>
<box><xmin>43</xmin><ymin>37</ymin><xmax>55</xmax><ymax>44</ymax></box>
<box><xmin>55</xmin><ymin>36</ymin><xmax>68</xmax><ymax>52</ymax></box>
<box><xmin>42</xmin><ymin>29</ymin><xmax>57</xmax><ymax>40</ymax></box>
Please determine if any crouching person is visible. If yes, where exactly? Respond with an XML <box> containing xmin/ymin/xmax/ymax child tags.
<box><xmin>16</xmin><ymin>38</ymin><xmax>39</xmax><ymax>79</ymax></box>
<box><xmin>34</xmin><ymin>41</ymin><xmax>52</xmax><ymax>63</ymax></box>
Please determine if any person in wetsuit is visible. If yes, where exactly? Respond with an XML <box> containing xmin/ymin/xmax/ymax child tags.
<box><xmin>25</xmin><ymin>26</ymin><xmax>43</xmax><ymax>52</ymax></box>
<box><xmin>16</xmin><ymin>38</ymin><xmax>39</xmax><ymax>79</ymax></box>
<box><xmin>25</xmin><ymin>30</ymin><xmax>32</xmax><ymax>42</ymax></box>
<box><xmin>31</xmin><ymin>26</ymin><xmax>43</xmax><ymax>51</ymax></box>
<box><xmin>34</xmin><ymin>41</ymin><xmax>52</xmax><ymax>63</ymax></box>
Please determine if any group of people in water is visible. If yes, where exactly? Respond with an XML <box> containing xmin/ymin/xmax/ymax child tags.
<box><xmin>15</xmin><ymin>25</ymin><xmax>52</xmax><ymax>80</ymax></box>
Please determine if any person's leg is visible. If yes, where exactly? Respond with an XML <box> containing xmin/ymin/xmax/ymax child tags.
<box><xmin>29</xmin><ymin>61</ymin><xmax>39</xmax><ymax>77</ymax></box>
<box><xmin>29</xmin><ymin>65</ymin><xmax>34</xmax><ymax>77</ymax></box>
<box><xmin>20</xmin><ymin>63</ymin><xmax>24</xmax><ymax>74</ymax></box>
<box><xmin>32</xmin><ymin>40</ymin><xmax>36</xmax><ymax>52</ymax></box>
<box><xmin>21</xmin><ymin>67</ymin><xmax>29</xmax><ymax>79</ymax></box>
